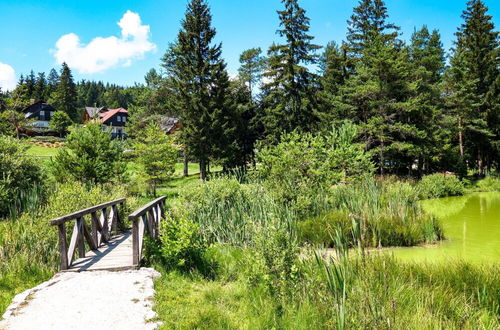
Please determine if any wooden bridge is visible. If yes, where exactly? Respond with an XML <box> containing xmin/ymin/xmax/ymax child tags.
<box><xmin>49</xmin><ymin>196</ymin><xmax>166</xmax><ymax>272</ymax></box>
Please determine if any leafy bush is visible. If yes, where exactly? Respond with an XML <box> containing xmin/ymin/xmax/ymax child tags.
<box><xmin>257</xmin><ymin>122</ymin><xmax>373</xmax><ymax>215</ymax></box>
<box><xmin>474</xmin><ymin>175</ymin><xmax>500</xmax><ymax>192</ymax></box>
<box><xmin>418</xmin><ymin>173</ymin><xmax>465</xmax><ymax>199</ymax></box>
<box><xmin>49</xmin><ymin>111</ymin><xmax>73</xmax><ymax>137</ymax></box>
<box><xmin>51</xmin><ymin>123</ymin><xmax>125</xmax><ymax>185</ymax></box>
<box><xmin>0</xmin><ymin>136</ymin><xmax>45</xmax><ymax>218</ymax></box>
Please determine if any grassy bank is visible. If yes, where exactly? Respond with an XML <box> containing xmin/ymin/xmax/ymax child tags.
<box><xmin>152</xmin><ymin>247</ymin><xmax>500</xmax><ymax>329</ymax></box>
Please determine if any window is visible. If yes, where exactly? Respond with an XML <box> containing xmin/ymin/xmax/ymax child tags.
<box><xmin>117</xmin><ymin>116</ymin><xmax>121</xmax><ymax>122</ymax></box>
<box><xmin>122</xmin><ymin>116</ymin><xmax>126</xmax><ymax>122</ymax></box>
<box><xmin>50</xmin><ymin>111</ymin><xmax>54</xmax><ymax>118</ymax></box>
<box><xmin>40</xmin><ymin>110</ymin><xmax>45</xmax><ymax>119</ymax></box>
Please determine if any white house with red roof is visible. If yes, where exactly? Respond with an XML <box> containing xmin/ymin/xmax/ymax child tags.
<box><xmin>82</xmin><ymin>106</ymin><xmax>128</xmax><ymax>139</ymax></box>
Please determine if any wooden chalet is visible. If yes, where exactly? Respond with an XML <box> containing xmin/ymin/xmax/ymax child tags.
<box><xmin>23</xmin><ymin>101</ymin><xmax>57</xmax><ymax>132</ymax></box>
<box><xmin>83</xmin><ymin>107</ymin><xmax>128</xmax><ymax>139</ymax></box>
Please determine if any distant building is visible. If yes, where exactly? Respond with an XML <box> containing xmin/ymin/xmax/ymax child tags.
<box><xmin>23</xmin><ymin>101</ymin><xmax>57</xmax><ymax>132</ymax></box>
<box><xmin>159</xmin><ymin>116</ymin><xmax>182</xmax><ymax>134</ymax></box>
<box><xmin>83</xmin><ymin>106</ymin><xmax>128</xmax><ymax>139</ymax></box>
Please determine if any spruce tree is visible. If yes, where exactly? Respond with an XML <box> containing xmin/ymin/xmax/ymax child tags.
<box><xmin>163</xmin><ymin>0</ymin><xmax>234</xmax><ymax>180</ymax></box>
<box><xmin>47</xmin><ymin>68</ymin><xmax>59</xmax><ymax>99</ymax></box>
<box><xmin>446</xmin><ymin>0</ymin><xmax>499</xmax><ymax>173</ymax></box>
<box><xmin>51</xmin><ymin>63</ymin><xmax>78</xmax><ymax>121</ymax></box>
<box><xmin>238</xmin><ymin>48</ymin><xmax>265</xmax><ymax>98</ymax></box>
<box><xmin>33</xmin><ymin>72</ymin><xmax>47</xmax><ymax>101</ymax></box>
<box><xmin>261</xmin><ymin>0</ymin><xmax>321</xmax><ymax>143</ymax></box>
<box><xmin>346</xmin><ymin>0</ymin><xmax>399</xmax><ymax>58</ymax></box>
<box><xmin>408</xmin><ymin>26</ymin><xmax>447</xmax><ymax>174</ymax></box>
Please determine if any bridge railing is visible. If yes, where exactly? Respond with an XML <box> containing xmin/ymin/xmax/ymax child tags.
<box><xmin>49</xmin><ymin>198</ymin><xmax>126</xmax><ymax>270</ymax></box>
<box><xmin>129</xmin><ymin>196</ymin><xmax>166</xmax><ymax>266</ymax></box>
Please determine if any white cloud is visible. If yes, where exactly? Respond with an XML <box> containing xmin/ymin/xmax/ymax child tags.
<box><xmin>0</xmin><ymin>62</ymin><xmax>16</xmax><ymax>91</ymax></box>
<box><xmin>53</xmin><ymin>10</ymin><xmax>156</xmax><ymax>74</ymax></box>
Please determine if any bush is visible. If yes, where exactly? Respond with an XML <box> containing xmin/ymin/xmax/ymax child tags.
<box><xmin>298</xmin><ymin>210</ymin><xmax>352</xmax><ymax>247</ymax></box>
<box><xmin>418</xmin><ymin>173</ymin><xmax>465</xmax><ymax>199</ymax></box>
<box><xmin>0</xmin><ymin>136</ymin><xmax>45</xmax><ymax>218</ymax></box>
<box><xmin>474</xmin><ymin>175</ymin><xmax>500</xmax><ymax>192</ymax></box>
<box><xmin>257</xmin><ymin>122</ymin><xmax>374</xmax><ymax>215</ymax></box>
<box><xmin>51</xmin><ymin>123</ymin><xmax>125</xmax><ymax>185</ymax></box>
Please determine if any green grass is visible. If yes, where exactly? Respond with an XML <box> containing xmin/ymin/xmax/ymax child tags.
<box><xmin>152</xmin><ymin>246</ymin><xmax>500</xmax><ymax>329</ymax></box>
<box><xmin>24</xmin><ymin>144</ymin><xmax>60</xmax><ymax>158</ymax></box>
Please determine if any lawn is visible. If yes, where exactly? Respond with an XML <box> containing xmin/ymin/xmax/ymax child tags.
<box><xmin>24</xmin><ymin>144</ymin><xmax>60</xmax><ymax>158</ymax></box>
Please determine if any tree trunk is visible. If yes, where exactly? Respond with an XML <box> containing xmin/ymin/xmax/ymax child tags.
<box><xmin>200</xmin><ymin>159</ymin><xmax>207</xmax><ymax>182</ymax></box>
<box><xmin>458</xmin><ymin>117</ymin><xmax>464</xmax><ymax>160</ymax></box>
<box><xmin>379</xmin><ymin>138</ymin><xmax>385</xmax><ymax>177</ymax></box>
<box><xmin>183</xmin><ymin>153</ymin><xmax>189</xmax><ymax>177</ymax></box>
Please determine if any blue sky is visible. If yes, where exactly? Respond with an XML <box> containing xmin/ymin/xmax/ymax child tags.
<box><xmin>0</xmin><ymin>0</ymin><xmax>498</xmax><ymax>90</ymax></box>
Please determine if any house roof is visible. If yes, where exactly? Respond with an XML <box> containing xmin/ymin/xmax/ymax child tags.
<box><xmin>159</xmin><ymin>116</ymin><xmax>180</xmax><ymax>133</ymax></box>
<box><xmin>23</xmin><ymin>101</ymin><xmax>56</xmax><ymax>119</ymax></box>
<box><xmin>84</xmin><ymin>106</ymin><xmax>107</xmax><ymax>118</ymax></box>
<box><xmin>100</xmin><ymin>108</ymin><xmax>128</xmax><ymax>124</ymax></box>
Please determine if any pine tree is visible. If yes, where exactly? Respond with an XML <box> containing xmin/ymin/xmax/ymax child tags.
<box><xmin>346</xmin><ymin>0</ymin><xmax>399</xmax><ymax>58</ymax></box>
<box><xmin>47</xmin><ymin>68</ymin><xmax>59</xmax><ymax>99</ymax></box>
<box><xmin>163</xmin><ymin>0</ymin><xmax>235</xmax><ymax>180</ymax></box>
<box><xmin>25</xmin><ymin>70</ymin><xmax>36</xmax><ymax>101</ymax></box>
<box><xmin>33</xmin><ymin>72</ymin><xmax>47</xmax><ymax>101</ymax></box>
<box><xmin>446</xmin><ymin>0</ymin><xmax>499</xmax><ymax>173</ymax></box>
<box><xmin>51</xmin><ymin>63</ymin><xmax>78</xmax><ymax>121</ymax></box>
<box><xmin>408</xmin><ymin>26</ymin><xmax>447</xmax><ymax>174</ymax></box>
<box><xmin>238</xmin><ymin>48</ymin><xmax>265</xmax><ymax>97</ymax></box>
<box><xmin>317</xmin><ymin>41</ymin><xmax>353</xmax><ymax>126</ymax></box>
<box><xmin>261</xmin><ymin>0</ymin><xmax>321</xmax><ymax>143</ymax></box>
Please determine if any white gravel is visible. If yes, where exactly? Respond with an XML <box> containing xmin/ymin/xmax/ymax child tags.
<box><xmin>0</xmin><ymin>268</ymin><xmax>162</xmax><ymax>330</ymax></box>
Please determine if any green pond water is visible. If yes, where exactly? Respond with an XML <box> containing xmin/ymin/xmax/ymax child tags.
<box><xmin>390</xmin><ymin>192</ymin><xmax>500</xmax><ymax>263</ymax></box>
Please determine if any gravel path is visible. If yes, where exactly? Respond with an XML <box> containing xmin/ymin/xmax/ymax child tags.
<box><xmin>0</xmin><ymin>268</ymin><xmax>162</xmax><ymax>330</ymax></box>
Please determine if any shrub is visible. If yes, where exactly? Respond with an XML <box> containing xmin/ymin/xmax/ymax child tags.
<box><xmin>49</xmin><ymin>111</ymin><xmax>73</xmax><ymax>137</ymax></box>
<box><xmin>257</xmin><ymin>122</ymin><xmax>374</xmax><ymax>215</ymax></box>
<box><xmin>298</xmin><ymin>210</ymin><xmax>352</xmax><ymax>247</ymax></box>
<box><xmin>0</xmin><ymin>136</ymin><xmax>45</xmax><ymax>218</ymax></box>
<box><xmin>51</xmin><ymin>123</ymin><xmax>125</xmax><ymax>185</ymax></box>
<box><xmin>418</xmin><ymin>173</ymin><xmax>465</xmax><ymax>199</ymax></box>
<box><xmin>474</xmin><ymin>175</ymin><xmax>500</xmax><ymax>192</ymax></box>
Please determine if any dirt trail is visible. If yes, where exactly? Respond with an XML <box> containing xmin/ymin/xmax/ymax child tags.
<box><xmin>0</xmin><ymin>268</ymin><xmax>161</xmax><ymax>330</ymax></box>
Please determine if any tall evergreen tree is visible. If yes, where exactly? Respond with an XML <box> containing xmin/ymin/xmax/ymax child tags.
<box><xmin>238</xmin><ymin>48</ymin><xmax>265</xmax><ymax>98</ymax></box>
<box><xmin>446</xmin><ymin>0</ymin><xmax>499</xmax><ymax>173</ymax></box>
<box><xmin>261</xmin><ymin>0</ymin><xmax>321</xmax><ymax>143</ymax></box>
<box><xmin>46</xmin><ymin>68</ymin><xmax>59</xmax><ymax>98</ymax></box>
<box><xmin>163</xmin><ymin>0</ymin><xmax>234</xmax><ymax>180</ymax></box>
<box><xmin>51</xmin><ymin>63</ymin><xmax>78</xmax><ymax>121</ymax></box>
<box><xmin>33</xmin><ymin>72</ymin><xmax>47</xmax><ymax>101</ymax></box>
<box><xmin>346</xmin><ymin>0</ymin><xmax>399</xmax><ymax>58</ymax></box>
<box><xmin>25</xmin><ymin>70</ymin><xmax>36</xmax><ymax>101</ymax></box>
<box><xmin>408</xmin><ymin>26</ymin><xmax>447</xmax><ymax>174</ymax></box>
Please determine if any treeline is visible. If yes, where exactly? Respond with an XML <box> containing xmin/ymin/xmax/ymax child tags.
<box><xmin>142</xmin><ymin>0</ymin><xmax>497</xmax><ymax>178</ymax></box>
<box><xmin>1</xmin><ymin>63</ymin><xmax>148</xmax><ymax>122</ymax></box>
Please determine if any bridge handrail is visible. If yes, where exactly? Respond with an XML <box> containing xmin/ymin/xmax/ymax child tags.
<box><xmin>49</xmin><ymin>198</ymin><xmax>126</xmax><ymax>270</ymax></box>
<box><xmin>50</xmin><ymin>198</ymin><xmax>126</xmax><ymax>226</ymax></box>
<box><xmin>129</xmin><ymin>196</ymin><xmax>166</xmax><ymax>266</ymax></box>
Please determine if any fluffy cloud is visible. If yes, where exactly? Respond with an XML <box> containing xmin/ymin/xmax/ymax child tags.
<box><xmin>0</xmin><ymin>62</ymin><xmax>16</xmax><ymax>91</ymax></box>
<box><xmin>53</xmin><ymin>10</ymin><xmax>156</xmax><ymax>74</ymax></box>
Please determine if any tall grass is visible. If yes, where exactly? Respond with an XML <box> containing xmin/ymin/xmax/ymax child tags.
<box><xmin>0</xmin><ymin>182</ymin><xmax>134</xmax><ymax>314</ymax></box>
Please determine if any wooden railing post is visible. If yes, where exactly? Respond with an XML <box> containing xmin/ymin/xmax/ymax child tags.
<box><xmin>58</xmin><ymin>223</ymin><xmax>69</xmax><ymax>270</ymax></box>
<box><xmin>132</xmin><ymin>217</ymin><xmax>139</xmax><ymax>266</ymax></box>
<box><xmin>76</xmin><ymin>217</ymin><xmax>85</xmax><ymax>258</ymax></box>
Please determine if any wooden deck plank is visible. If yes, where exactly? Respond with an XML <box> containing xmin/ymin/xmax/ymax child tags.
<box><xmin>65</xmin><ymin>231</ymin><xmax>135</xmax><ymax>272</ymax></box>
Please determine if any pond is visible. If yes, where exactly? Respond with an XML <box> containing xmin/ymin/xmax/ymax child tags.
<box><xmin>390</xmin><ymin>192</ymin><xmax>500</xmax><ymax>263</ymax></box>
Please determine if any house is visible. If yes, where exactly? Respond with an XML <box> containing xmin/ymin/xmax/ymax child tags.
<box><xmin>159</xmin><ymin>116</ymin><xmax>182</xmax><ymax>134</ymax></box>
<box><xmin>23</xmin><ymin>101</ymin><xmax>57</xmax><ymax>132</ymax></box>
<box><xmin>83</xmin><ymin>106</ymin><xmax>128</xmax><ymax>139</ymax></box>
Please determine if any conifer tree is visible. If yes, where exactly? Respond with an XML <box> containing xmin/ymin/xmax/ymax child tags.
<box><xmin>51</xmin><ymin>63</ymin><xmax>78</xmax><ymax>121</ymax></box>
<box><xmin>163</xmin><ymin>0</ymin><xmax>234</xmax><ymax>180</ymax></box>
<box><xmin>346</xmin><ymin>0</ymin><xmax>399</xmax><ymax>58</ymax></box>
<box><xmin>238</xmin><ymin>48</ymin><xmax>265</xmax><ymax>97</ymax></box>
<box><xmin>46</xmin><ymin>68</ymin><xmax>59</xmax><ymax>98</ymax></box>
<box><xmin>261</xmin><ymin>0</ymin><xmax>321</xmax><ymax>143</ymax></box>
<box><xmin>33</xmin><ymin>72</ymin><xmax>47</xmax><ymax>101</ymax></box>
<box><xmin>446</xmin><ymin>0</ymin><xmax>499</xmax><ymax>173</ymax></box>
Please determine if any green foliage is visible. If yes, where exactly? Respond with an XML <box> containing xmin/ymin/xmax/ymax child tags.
<box><xmin>49</xmin><ymin>111</ymin><xmax>73</xmax><ymax>136</ymax></box>
<box><xmin>257</xmin><ymin>122</ymin><xmax>374</xmax><ymax>214</ymax></box>
<box><xmin>298</xmin><ymin>210</ymin><xmax>352</xmax><ymax>247</ymax></box>
<box><xmin>50</xmin><ymin>63</ymin><xmax>78</xmax><ymax>121</ymax></box>
<box><xmin>0</xmin><ymin>181</ymin><xmax>131</xmax><ymax>314</ymax></box>
<box><xmin>0</xmin><ymin>136</ymin><xmax>45</xmax><ymax>218</ymax></box>
<box><xmin>474</xmin><ymin>175</ymin><xmax>500</xmax><ymax>192</ymax></box>
<box><xmin>134</xmin><ymin>123</ymin><xmax>177</xmax><ymax>196</ymax></box>
<box><xmin>418</xmin><ymin>173</ymin><xmax>465</xmax><ymax>199</ymax></box>
<box><xmin>51</xmin><ymin>123</ymin><xmax>125</xmax><ymax>185</ymax></box>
